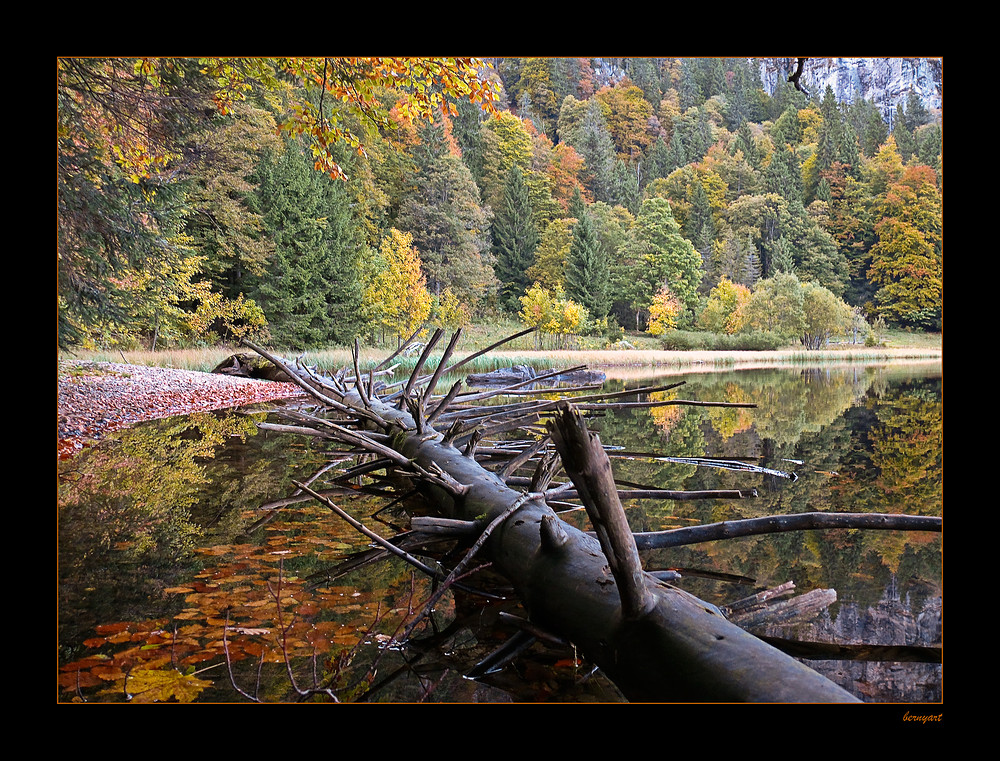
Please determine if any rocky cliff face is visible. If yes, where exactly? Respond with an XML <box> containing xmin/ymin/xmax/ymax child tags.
<box><xmin>759</xmin><ymin>57</ymin><xmax>943</xmax><ymax>124</ymax></box>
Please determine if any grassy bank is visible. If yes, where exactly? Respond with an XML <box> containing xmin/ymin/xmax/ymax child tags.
<box><xmin>59</xmin><ymin>326</ymin><xmax>942</xmax><ymax>376</ymax></box>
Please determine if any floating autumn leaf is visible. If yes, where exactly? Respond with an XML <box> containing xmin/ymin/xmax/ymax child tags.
<box><xmin>126</xmin><ymin>668</ymin><xmax>214</xmax><ymax>703</ymax></box>
<box><xmin>234</xmin><ymin>627</ymin><xmax>270</xmax><ymax>636</ymax></box>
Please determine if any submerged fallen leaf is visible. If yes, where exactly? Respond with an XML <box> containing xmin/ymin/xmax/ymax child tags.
<box><xmin>126</xmin><ymin>668</ymin><xmax>213</xmax><ymax>703</ymax></box>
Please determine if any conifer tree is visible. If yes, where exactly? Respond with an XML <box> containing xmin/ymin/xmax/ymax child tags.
<box><xmin>564</xmin><ymin>210</ymin><xmax>609</xmax><ymax>321</ymax></box>
<box><xmin>610</xmin><ymin>159</ymin><xmax>641</xmax><ymax>215</ymax></box>
<box><xmin>493</xmin><ymin>165</ymin><xmax>540</xmax><ymax>311</ymax></box>
<box><xmin>766</xmin><ymin>144</ymin><xmax>803</xmax><ymax>204</ymax></box>
<box><xmin>679</xmin><ymin>58</ymin><xmax>704</xmax><ymax>109</ymax></box>
<box><xmin>862</xmin><ymin>105</ymin><xmax>890</xmax><ymax>157</ymax></box>
<box><xmin>734</xmin><ymin>123</ymin><xmax>761</xmax><ymax>170</ymax></box>
<box><xmin>568</xmin><ymin>186</ymin><xmax>587</xmax><ymax>221</ymax></box>
<box><xmin>646</xmin><ymin>137</ymin><xmax>673</xmax><ymax>183</ymax></box>
<box><xmin>574</xmin><ymin>100</ymin><xmax>617</xmax><ymax>204</ymax></box>
<box><xmin>250</xmin><ymin>140</ymin><xmax>364</xmax><ymax>347</ymax></box>
<box><xmin>397</xmin><ymin>144</ymin><xmax>495</xmax><ymax>305</ymax></box>
<box><xmin>452</xmin><ymin>98</ymin><xmax>487</xmax><ymax>184</ymax></box>
<box><xmin>902</xmin><ymin>89</ymin><xmax>930</xmax><ymax>132</ymax></box>
<box><xmin>688</xmin><ymin>179</ymin><xmax>717</xmax><ymax>256</ymax></box>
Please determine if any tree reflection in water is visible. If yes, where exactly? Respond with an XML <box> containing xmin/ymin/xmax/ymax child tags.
<box><xmin>58</xmin><ymin>363</ymin><xmax>941</xmax><ymax>703</ymax></box>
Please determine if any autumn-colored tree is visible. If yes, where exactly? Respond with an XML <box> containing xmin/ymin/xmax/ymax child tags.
<box><xmin>518</xmin><ymin>283</ymin><xmax>588</xmax><ymax>348</ymax></box>
<box><xmin>238</xmin><ymin>57</ymin><xmax>502</xmax><ymax>181</ymax></box>
<box><xmin>510</xmin><ymin>57</ymin><xmax>561</xmax><ymax>138</ymax></box>
<box><xmin>655</xmin><ymin>164</ymin><xmax>727</xmax><ymax>239</ymax></box>
<box><xmin>479</xmin><ymin>111</ymin><xmax>535</xmax><ymax>209</ymax></box>
<box><xmin>362</xmin><ymin>229</ymin><xmax>433</xmax><ymax>344</ymax></box>
<box><xmin>433</xmin><ymin>288</ymin><xmax>472</xmax><ymax>330</ymax></box>
<box><xmin>646</xmin><ymin>285</ymin><xmax>682</xmax><ymax>336</ymax></box>
<box><xmin>57</xmin><ymin>58</ymin><xmax>215</xmax><ymax>348</ymax></box>
<box><xmin>546</xmin><ymin>141</ymin><xmax>589</xmax><ymax>211</ymax></box>
<box><xmin>698</xmin><ymin>276</ymin><xmax>752</xmax><ymax>334</ymax></box>
<box><xmin>594</xmin><ymin>83</ymin><xmax>656</xmax><ymax>160</ymax></box>
<box><xmin>867</xmin><ymin>165</ymin><xmax>942</xmax><ymax>329</ymax></box>
<box><xmin>57</xmin><ymin>56</ymin><xmax>502</xmax><ymax>349</ymax></box>
<box><xmin>526</xmin><ymin>217</ymin><xmax>575</xmax><ymax>291</ymax></box>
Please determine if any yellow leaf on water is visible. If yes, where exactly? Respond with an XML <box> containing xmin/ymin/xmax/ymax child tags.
<box><xmin>126</xmin><ymin>668</ymin><xmax>212</xmax><ymax>703</ymax></box>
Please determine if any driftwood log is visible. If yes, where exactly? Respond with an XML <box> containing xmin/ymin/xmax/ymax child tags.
<box><xmin>242</xmin><ymin>333</ymin><xmax>939</xmax><ymax>702</ymax></box>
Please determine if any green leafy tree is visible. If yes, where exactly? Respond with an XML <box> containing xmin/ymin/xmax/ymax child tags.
<box><xmin>615</xmin><ymin>197</ymin><xmax>703</xmax><ymax>329</ymax></box>
<box><xmin>801</xmin><ymin>281</ymin><xmax>853</xmax><ymax>349</ymax></box>
<box><xmin>740</xmin><ymin>271</ymin><xmax>805</xmax><ymax>340</ymax></box>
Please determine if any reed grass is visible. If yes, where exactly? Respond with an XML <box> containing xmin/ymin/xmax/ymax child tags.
<box><xmin>60</xmin><ymin>327</ymin><xmax>941</xmax><ymax>376</ymax></box>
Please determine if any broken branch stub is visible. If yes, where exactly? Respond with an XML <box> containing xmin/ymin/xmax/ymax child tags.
<box><xmin>548</xmin><ymin>402</ymin><xmax>653</xmax><ymax>621</ymax></box>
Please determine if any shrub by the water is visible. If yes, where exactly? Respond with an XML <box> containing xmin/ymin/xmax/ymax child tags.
<box><xmin>659</xmin><ymin>330</ymin><xmax>786</xmax><ymax>351</ymax></box>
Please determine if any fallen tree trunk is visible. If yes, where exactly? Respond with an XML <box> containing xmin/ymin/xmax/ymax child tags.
<box><xmin>240</xmin><ymin>338</ymin><xmax>881</xmax><ymax>702</ymax></box>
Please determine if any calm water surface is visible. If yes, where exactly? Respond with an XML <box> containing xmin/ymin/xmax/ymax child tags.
<box><xmin>57</xmin><ymin>360</ymin><xmax>942</xmax><ymax>703</ymax></box>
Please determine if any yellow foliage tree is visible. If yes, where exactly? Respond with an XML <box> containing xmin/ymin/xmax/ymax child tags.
<box><xmin>699</xmin><ymin>276</ymin><xmax>752</xmax><ymax>335</ymax></box>
<box><xmin>363</xmin><ymin>229</ymin><xmax>432</xmax><ymax>344</ymax></box>
<box><xmin>519</xmin><ymin>282</ymin><xmax>588</xmax><ymax>348</ymax></box>
<box><xmin>646</xmin><ymin>285</ymin><xmax>682</xmax><ymax>336</ymax></box>
<box><xmin>434</xmin><ymin>288</ymin><xmax>471</xmax><ymax>330</ymax></box>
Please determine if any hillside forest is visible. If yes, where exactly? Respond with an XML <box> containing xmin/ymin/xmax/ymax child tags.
<box><xmin>57</xmin><ymin>57</ymin><xmax>943</xmax><ymax>353</ymax></box>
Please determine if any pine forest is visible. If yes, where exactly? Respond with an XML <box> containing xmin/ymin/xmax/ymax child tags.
<box><xmin>57</xmin><ymin>57</ymin><xmax>943</xmax><ymax>353</ymax></box>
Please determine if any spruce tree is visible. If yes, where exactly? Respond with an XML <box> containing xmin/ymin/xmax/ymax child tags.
<box><xmin>734</xmin><ymin>123</ymin><xmax>761</xmax><ymax>169</ymax></box>
<box><xmin>766</xmin><ymin>144</ymin><xmax>803</xmax><ymax>204</ymax></box>
<box><xmin>610</xmin><ymin>159</ymin><xmax>641</xmax><ymax>215</ymax></box>
<box><xmin>493</xmin><ymin>165</ymin><xmax>539</xmax><ymax>311</ymax></box>
<box><xmin>564</xmin><ymin>211</ymin><xmax>609</xmax><ymax>320</ymax></box>
<box><xmin>250</xmin><ymin>140</ymin><xmax>364</xmax><ymax>348</ymax></box>
<box><xmin>568</xmin><ymin>186</ymin><xmax>587</xmax><ymax>221</ymax></box>
<box><xmin>397</xmin><ymin>147</ymin><xmax>495</xmax><ymax>304</ymax></box>
<box><xmin>575</xmin><ymin>100</ymin><xmax>617</xmax><ymax>204</ymax></box>
<box><xmin>646</xmin><ymin>137</ymin><xmax>673</xmax><ymax>183</ymax></box>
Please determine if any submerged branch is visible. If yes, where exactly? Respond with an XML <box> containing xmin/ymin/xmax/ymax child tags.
<box><xmin>634</xmin><ymin>511</ymin><xmax>943</xmax><ymax>550</ymax></box>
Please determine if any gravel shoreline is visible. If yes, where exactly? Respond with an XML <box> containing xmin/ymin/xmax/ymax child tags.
<box><xmin>57</xmin><ymin>361</ymin><xmax>303</xmax><ymax>458</ymax></box>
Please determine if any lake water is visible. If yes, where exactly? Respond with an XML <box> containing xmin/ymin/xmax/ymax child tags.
<box><xmin>57</xmin><ymin>360</ymin><xmax>942</xmax><ymax>703</ymax></box>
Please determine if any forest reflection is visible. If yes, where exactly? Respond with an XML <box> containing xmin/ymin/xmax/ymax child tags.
<box><xmin>57</xmin><ymin>361</ymin><xmax>941</xmax><ymax>703</ymax></box>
